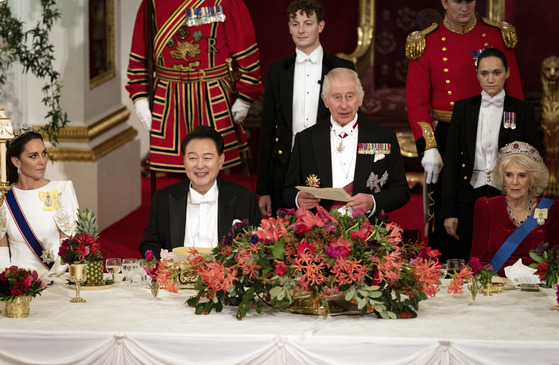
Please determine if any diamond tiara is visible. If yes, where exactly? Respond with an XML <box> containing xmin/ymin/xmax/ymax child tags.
<box><xmin>9</xmin><ymin>124</ymin><xmax>38</xmax><ymax>145</ymax></box>
<box><xmin>498</xmin><ymin>141</ymin><xmax>543</xmax><ymax>163</ymax></box>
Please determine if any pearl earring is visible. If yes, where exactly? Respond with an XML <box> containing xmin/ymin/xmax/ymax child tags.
<box><xmin>17</xmin><ymin>167</ymin><xmax>21</xmax><ymax>175</ymax></box>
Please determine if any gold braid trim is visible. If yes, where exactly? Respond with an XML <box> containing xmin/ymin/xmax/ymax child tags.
<box><xmin>482</xmin><ymin>17</ymin><xmax>518</xmax><ymax>49</ymax></box>
<box><xmin>405</xmin><ymin>23</ymin><xmax>438</xmax><ymax>60</ymax></box>
<box><xmin>418</xmin><ymin>122</ymin><xmax>437</xmax><ymax>150</ymax></box>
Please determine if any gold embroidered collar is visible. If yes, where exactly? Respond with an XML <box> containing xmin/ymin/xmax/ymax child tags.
<box><xmin>443</xmin><ymin>15</ymin><xmax>477</xmax><ymax>34</ymax></box>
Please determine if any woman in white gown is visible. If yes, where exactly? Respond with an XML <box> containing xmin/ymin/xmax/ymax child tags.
<box><xmin>0</xmin><ymin>127</ymin><xmax>79</xmax><ymax>274</ymax></box>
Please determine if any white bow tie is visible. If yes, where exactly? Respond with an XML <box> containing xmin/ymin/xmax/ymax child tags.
<box><xmin>481</xmin><ymin>94</ymin><xmax>504</xmax><ymax>108</ymax></box>
<box><xmin>296</xmin><ymin>54</ymin><xmax>319</xmax><ymax>64</ymax></box>
<box><xmin>189</xmin><ymin>192</ymin><xmax>216</xmax><ymax>205</ymax></box>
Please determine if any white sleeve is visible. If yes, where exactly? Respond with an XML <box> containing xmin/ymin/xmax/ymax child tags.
<box><xmin>54</xmin><ymin>181</ymin><xmax>79</xmax><ymax>236</ymax></box>
<box><xmin>0</xmin><ymin>202</ymin><xmax>7</xmax><ymax>240</ymax></box>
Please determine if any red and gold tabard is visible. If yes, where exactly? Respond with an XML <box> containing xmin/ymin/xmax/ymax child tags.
<box><xmin>126</xmin><ymin>0</ymin><xmax>262</xmax><ymax>172</ymax></box>
<box><xmin>406</xmin><ymin>16</ymin><xmax>523</xmax><ymax>146</ymax></box>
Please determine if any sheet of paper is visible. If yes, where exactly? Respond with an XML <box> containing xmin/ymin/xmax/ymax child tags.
<box><xmin>296</xmin><ymin>186</ymin><xmax>352</xmax><ymax>202</ymax></box>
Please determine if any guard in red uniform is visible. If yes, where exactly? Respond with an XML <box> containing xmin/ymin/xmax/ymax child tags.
<box><xmin>126</xmin><ymin>0</ymin><xmax>262</xmax><ymax>172</ymax></box>
<box><xmin>405</xmin><ymin>0</ymin><xmax>523</xmax><ymax>261</ymax></box>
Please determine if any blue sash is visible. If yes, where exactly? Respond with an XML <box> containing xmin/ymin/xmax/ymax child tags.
<box><xmin>5</xmin><ymin>189</ymin><xmax>53</xmax><ymax>270</ymax></box>
<box><xmin>490</xmin><ymin>197</ymin><xmax>554</xmax><ymax>273</ymax></box>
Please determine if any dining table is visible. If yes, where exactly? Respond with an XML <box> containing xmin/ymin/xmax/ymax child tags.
<box><xmin>1</xmin><ymin>276</ymin><xmax>559</xmax><ymax>365</ymax></box>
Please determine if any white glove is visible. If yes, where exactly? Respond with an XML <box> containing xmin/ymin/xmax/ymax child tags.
<box><xmin>231</xmin><ymin>99</ymin><xmax>250</xmax><ymax>124</ymax></box>
<box><xmin>134</xmin><ymin>98</ymin><xmax>152</xmax><ymax>131</ymax></box>
<box><xmin>0</xmin><ymin>246</ymin><xmax>10</xmax><ymax>269</ymax></box>
<box><xmin>422</xmin><ymin>148</ymin><xmax>443</xmax><ymax>184</ymax></box>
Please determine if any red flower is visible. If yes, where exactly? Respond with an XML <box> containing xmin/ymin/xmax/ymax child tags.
<box><xmin>535</xmin><ymin>262</ymin><xmax>549</xmax><ymax>280</ymax></box>
<box><xmin>350</xmin><ymin>231</ymin><xmax>366</xmax><ymax>241</ymax></box>
<box><xmin>274</xmin><ymin>260</ymin><xmax>287</xmax><ymax>276</ymax></box>
<box><xmin>297</xmin><ymin>239</ymin><xmax>315</xmax><ymax>258</ymax></box>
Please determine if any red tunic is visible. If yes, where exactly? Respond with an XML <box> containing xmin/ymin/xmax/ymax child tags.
<box><xmin>126</xmin><ymin>0</ymin><xmax>262</xmax><ymax>171</ymax></box>
<box><xmin>471</xmin><ymin>196</ymin><xmax>559</xmax><ymax>276</ymax></box>
<box><xmin>406</xmin><ymin>18</ymin><xmax>523</xmax><ymax>142</ymax></box>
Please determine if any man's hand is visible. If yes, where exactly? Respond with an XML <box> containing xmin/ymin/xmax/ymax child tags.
<box><xmin>297</xmin><ymin>191</ymin><xmax>320</xmax><ymax>210</ymax></box>
<box><xmin>422</xmin><ymin>148</ymin><xmax>443</xmax><ymax>184</ymax></box>
<box><xmin>134</xmin><ymin>99</ymin><xmax>152</xmax><ymax>131</ymax></box>
<box><xmin>444</xmin><ymin>218</ymin><xmax>459</xmax><ymax>240</ymax></box>
<box><xmin>231</xmin><ymin>99</ymin><xmax>250</xmax><ymax>124</ymax></box>
<box><xmin>347</xmin><ymin>193</ymin><xmax>374</xmax><ymax>212</ymax></box>
<box><xmin>259</xmin><ymin>195</ymin><xmax>272</xmax><ymax>217</ymax></box>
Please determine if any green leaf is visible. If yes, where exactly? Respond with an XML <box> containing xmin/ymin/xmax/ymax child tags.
<box><xmin>529</xmin><ymin>251</ymin><xmax>543</xmax><ymax>263</ymax></box>
<box><xmin>272</xmin><ymin>239</ymin><xmax>286</xmax><ymax>260</ymax></box>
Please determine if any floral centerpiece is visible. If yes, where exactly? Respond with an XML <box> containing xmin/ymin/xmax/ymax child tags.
<box><xmin>58</xmin><ymin>233</ymin><xmax>103</xmax><ymax>264</ymax></box>
<box><xmin>0</xmin><ymin>266</ymin><xmax>46</xmax><ymax>301</ymax></box>
<box><xmin>159</xmin><ymin>206</ymin><xmax>441</xmax><ymax>320</ymax></box>
<box><xmin>0</xmin><ymin>266</ymin><xmax>46</xmax><ymax>318</ymax></box>
<box><xmin>529</xmin><ymin>242</ymin><xmax>559</xmax><ymax>287</ymax></box>
<box><xmin>59</xmin><ymin>232</ymin><xmax>104</xmax><ymax>286</ymax></box>
<box><xmin>447</xmin><ymin>257</ymin><xmax>495</xmax><ymax>300</ymax></box>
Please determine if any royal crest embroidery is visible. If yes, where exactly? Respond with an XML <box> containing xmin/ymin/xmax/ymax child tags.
<box><xmin>170</xmin><ymin>40</ymin><xmax>202</xmax><ymax>61</ymax></box>
<box><xmin>39</xmin><ymin>190</ymin><xmax>59</xmax><ymax>211</ymax></box>
<box><xmin>358</xmin><ymin>143</ymin><xmax>391</xmax><ymax>155</ymax></box>
<box><xmin>503</xmin><ymin>111</ymin><xmax>517</xmax><ymax>130</ymax></box>
<box><xmin>305</xmin><ymin>174</ymin><xmax>320</xmax><ymax>188</ymax></box>
<box><xmin>366</xmin><ymin>171</ymin><xmax>389</xmax><ymax>193</ymax></box>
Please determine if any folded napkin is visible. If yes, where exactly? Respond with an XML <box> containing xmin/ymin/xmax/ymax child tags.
<box><xmin>504</xmin><ymin>258</ymin><xmax>540</xmax><ymax>286</ymax></box>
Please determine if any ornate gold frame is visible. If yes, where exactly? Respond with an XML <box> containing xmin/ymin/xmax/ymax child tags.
<box><xmin>89</xmin><ymin>0</ymin><xmax>116</xmax><ymax>89</ymax></box>
<box><xmin>36</xmin><ymin>107</ymin><xmax>136</xmax><ymax>162</ymax></box>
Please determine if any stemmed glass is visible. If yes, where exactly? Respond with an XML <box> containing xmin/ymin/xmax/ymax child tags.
<box><xmin>122</xmin><ymin>258</ymin><xmax>139</xmax><ymax>286</ymax></box>
<box><xmin>105</xmin><ymin>258</ymin><xmax>122</xmax><ymax>283</ymax></box>
<box><xmin>446</xmin><ymin>259</ymin><xmax>465</xmax><ymax>276</ymax></box>
<box><xmin>438</xmin><ymin>263</ymin><xmax>448</xmax><ymax>288</ymax></box>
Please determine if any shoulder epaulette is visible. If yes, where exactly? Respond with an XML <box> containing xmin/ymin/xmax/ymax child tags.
<box><xmin>481</xmin><ymin>17</ymin><xmax>518</xmax><ymax>49</ymax></box>
<box><xmin>405</xmin><ymin>23</ymin><xmax>438</xmax><ymax>60</ymax></box>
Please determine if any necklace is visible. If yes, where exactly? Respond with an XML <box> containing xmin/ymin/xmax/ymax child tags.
<box><xmin>506</xmin><ymin>195</ymin><xmax>533</xmax><ymax>227</ymax></box>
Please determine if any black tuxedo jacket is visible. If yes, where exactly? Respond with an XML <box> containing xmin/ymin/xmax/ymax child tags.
<box><xmin>283</xmin><ymin>116</ymin><xmax>410</xmax><ymax>216</ymax></box>
<box><xmin>256</xmin><ymin>51</ymin><xmax>354</xmax><ymax>213</ymax></box>
<box><xmin>441</xmin><ymin>94</ymin><xmax>539</xmax><ymax>219</ymax></box>
<box><xmin>139</xmin><ymin>179</ymin><xmax>261</xmax><ymax>258</ymax></box>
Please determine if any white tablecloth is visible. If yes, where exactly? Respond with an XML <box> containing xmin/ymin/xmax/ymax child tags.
<box><xmin>1</xmin><ymin>277</ymin><xmax>559</xmax><ymax>365</ymax></box>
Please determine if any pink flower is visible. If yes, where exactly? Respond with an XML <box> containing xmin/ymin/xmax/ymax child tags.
<box><xmin>274</xmin><ymin>260</ymin><xmax>287</xmax><ymax>276</ymax></box>
<box><xmin>469</xmin><ymin>257</ymin><xmax>482</xmax><ymax>275</ymax></box>
<box><xmin>327</xmin><ymin>236</ymin><xmax>352</xmax><ymax>258</ymax></box>
<box><xmin>23</xmin><ymin>276</ymin><xmax>33</xmax><ymax>290</ymax></box>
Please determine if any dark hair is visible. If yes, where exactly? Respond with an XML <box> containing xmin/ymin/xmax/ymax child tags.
<box><xmin>7</xmin><ymin>131</ymin><xmax>44</xmax><ymax>184</ymax></box>
<box><xmin>287</xmin><ymin>0</ymin><xmax>325</xmax><ymax>22</ymax></box>
<box><xmin>180</xmin><ymin>125</ymin><xmax>224</xmax><ymax>156</ymax></box>
<box><xmin>477</xmin><ymin>47</ymin><xmax>508</xmax><ymax>70</ymax></box>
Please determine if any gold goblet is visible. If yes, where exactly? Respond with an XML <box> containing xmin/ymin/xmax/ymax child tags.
<box><xmin>69</xmin><ymin>263</ymin><xmax>88</xmax><ymax>303</ymax></box>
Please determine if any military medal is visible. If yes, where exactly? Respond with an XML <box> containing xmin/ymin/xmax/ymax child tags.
<box><xmin>503</xmin><ymin>111</ymin><xmax>517</xmax><ymax>130</ymax></box>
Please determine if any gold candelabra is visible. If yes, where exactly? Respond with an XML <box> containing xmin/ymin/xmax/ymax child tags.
<box><xmin>0</xmin><ymin>109</ymin><xmax>14</xmax><ymax>205</ymax></box>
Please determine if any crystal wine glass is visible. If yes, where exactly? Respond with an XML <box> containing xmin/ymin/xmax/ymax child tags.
<box><xmin>446</xmin><ymin>259</ymin><xmax>465</xmax><ymax>275</ymax></box>
<box><xmin>105</xmin><ymin>258</ymin><xmax>122</xmax><ymax>283</ymax></box>
<box><xmin>122</xmin><ymin>258</ymin><xmax>139</xmax><ymax>286</ymax></box>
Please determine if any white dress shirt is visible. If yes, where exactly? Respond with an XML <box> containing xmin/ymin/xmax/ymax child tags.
<box><xmin>471</xmin><ymin>90</ymin><xmax>505</xmax><ymax>189</ymax></box>
<box><xmin>330</xmin><ymin>116</ymin><xmax>358</xmax><ymax>188</ymax></box>
<box><xmin>184</xmin><ymin>181</ymin><xmax>218</xmax><ymax>248</ymax></box>
<box><xmin>292</xmin><ymin>45</ymin><xmax>323</xmax><ymax>149</ymax></box>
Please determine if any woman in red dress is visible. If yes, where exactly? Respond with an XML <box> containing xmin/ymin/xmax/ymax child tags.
<box><xmin>471</xmin><ymin>141</ymin><xmax>559</xmax><ymax>276</ymax></box>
